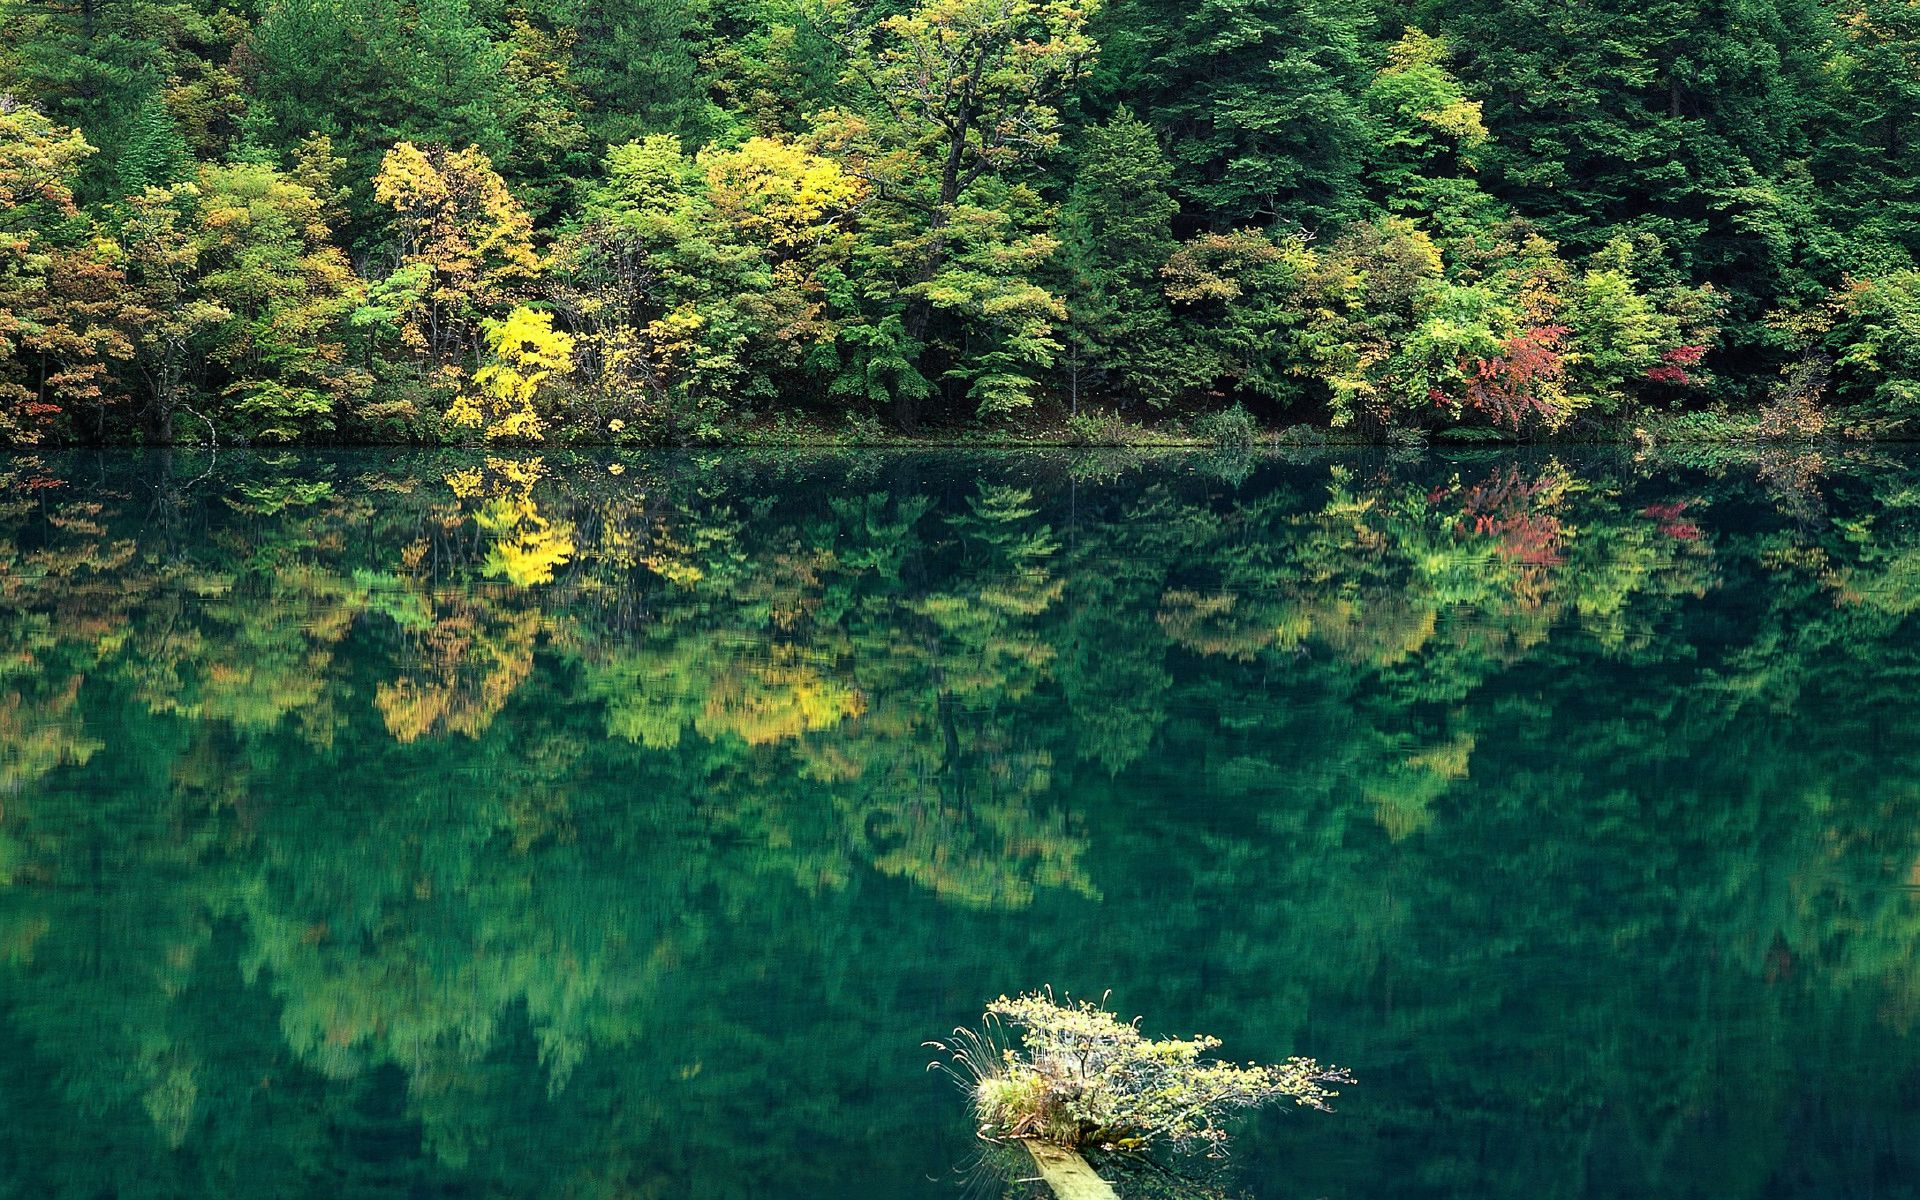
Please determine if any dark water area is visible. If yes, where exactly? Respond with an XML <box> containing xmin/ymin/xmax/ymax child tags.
<box><xmin>0</xmin><ymin>446</ymin><xmax>1917</xmax><ymax>1199</ymax></box>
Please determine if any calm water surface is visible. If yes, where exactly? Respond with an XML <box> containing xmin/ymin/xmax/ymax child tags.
<box><xmin>1</xmin><ymin>447</ymin><xmax>1917</xmax><ymax>1199</ymax></box>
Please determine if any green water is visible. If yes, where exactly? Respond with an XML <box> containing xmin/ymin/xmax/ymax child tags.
<box><xmin>1</xmin><ymin>447</ymin><xmax>1917</xmax><ymax>1199</ymax></box>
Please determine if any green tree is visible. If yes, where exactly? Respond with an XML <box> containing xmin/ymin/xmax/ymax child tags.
<box><xmin>552</xmin><ymin>0</ymin><xmax>719</xmax><ymax>146</ymax></box>
<box><xmin>192</xmin><ymin>160</ymin><xmax>366</xmax><ymax>440</ymax></box>
<box><xmin>1361</xmin><ymin>28</ymin><xmax>1497</xmax><ymax>236</ymax></box>
<box><xmin>1091</xmin><ymin>0</ymin><xmax>1373</xmax><ymax>230</ymax></box>
<box><xmin>115</xmin><ymin>180</ymin><xmax>227</xmax><ymax>441</ymax></box>
<box><xmin>816</xmin><ymin>0</ymin><xmax>1098</xmax><ymax>424</ymax></box>
<box><xmin>244</xmin><ymin>0</ymin><xmax>589</xmax><ymax>233</ymax></box>
<box><xmin>1054</xmin><ymin>109</ymin><xmax>1196</xmax><ymax>409</ymax></box>
<box><xmin>1422</xmin><ymin>0</ymin><xmax>1837</xmax><ymax>342</ymax></box>
<box><xmin>0</xmin><ymin>0</ymin><xmax>236</xmax><ymax>197</ymax></box>
<box><xmin>115</xmin><ymin>88</ymin><xmax>190</xmax><ymax>194</ymax></box>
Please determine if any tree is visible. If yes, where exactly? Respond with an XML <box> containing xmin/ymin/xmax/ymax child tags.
<box><xmin>446</xmin><ymin>304</ymin><xmax>576</xmax><ymax>440</ymax></box>
<box><xmin>0</xmin><ymin>98</ymin><xmax>131</xmax><ymax>444</ymax></box>
<box><xmin>115</xmin><ymin>88</ymin><xmax>191</xmax><ymax>194</ymax></box>
<box><xmin>817</xmin><ymin>0</ymin><xmax>1098</xmax><ymax>424</ymax></box>
<box><xmin>1826</xmin><ymin>270</ymin><xmax>1920</xmax><ymax>422</ymax></box>
<box><xmin>1090</xmin><ymin>0</ymin><xmax>1373</xmax><ymax>230</ymax></box>
<box><xmin>1818</xmin><ymin>0</ymin><xmax>1920</xmax><ymax>268</ymax></box>
<box><xmin>1161</xmin><ymin>227</ymin><xmax>1309</xmax><ymax>408</ymax></box>
<box><xmin>369</xmin><ymin>142</ymin><xmax>540</xmax><ymax>367</ymax></box>
<box><xmin>0</xmin><ymin>0</ymin><xmax>235</xmax><ymax>198</ymax></box>
<box><xmin>192</xmin><ymin>161</ymin><xmax>366</xmax><ymax>440</ymax></box>
<box><xmin>550</xmin><ymin>132</ymin><xmax>861</xmax><ymax>438</ymax></box>
<box><xmin>1422</xmin><ymin>0</ymin><xmax>1836</xmax><ymax>341</ymax></box>
<box><xmin>550</xmin><ymin>134</ymin><xmax>754</xmax><ymax>436</ymax></box>
<box><xmin>115</xmin><ymin>182</ymin><xmax>227</xmax><ymax>441</ymax></box>
<box><xmin>1053</xmin><ymin>109</ymin><xmax>1197</xmax><ymax>409</ymax></box>
<box><xmin>1361</xmin><ymin>28</ymin><xmax>1496</xmax><ymax>236</ymax></box>
<box><xmin>551</xmin><ymin>0</ymin><xmax>718</xmax><ymax>147</ymax></box>
<box><xmin>245</xmin><ymin>0</ymin><xmax>587</xmax><ymax>234</ymax></box>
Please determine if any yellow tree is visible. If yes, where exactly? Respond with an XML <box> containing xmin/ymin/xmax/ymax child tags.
<box><xmin>446</xmin><ymin>305</ymin><xmax>576</xmax><ymax>441</ymax></box>
<box><xmin>370</xmin><ymin>142</ymin><xmax>541</xmax><ymax>367</ymax></box>
<box><xmin>0</xmin><ymin>101</ymin><xmax>132</xmax><ymax>444</ymax></box>
<box><xmin>548</xmin><ymin>133</ymin><xmax>862</xmax><ymax>435</ymax></box>
<box><xmin>701</xmin><ymin>135</ymin><xmax>863</xmax><ymax>374</ymax></box>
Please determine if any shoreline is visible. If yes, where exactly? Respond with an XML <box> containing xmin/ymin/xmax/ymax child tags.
<box><xmin>8</xmin><ymin>430</ymin><xmax>1909</xmax><ymax>452</ymax></box>
<box><xmin>9</xmin><ymin>399</ymin><xmax>1910</xmax><ymax>454</ymax></box>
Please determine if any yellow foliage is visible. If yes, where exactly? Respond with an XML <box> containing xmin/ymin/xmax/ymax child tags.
<box><xmin>448</xmin><ymin>306</ymin><xmax>576</xmax><ymax>442</ymax></box>
<box><xmin>448</xmin><ymin>458</ymin><xmax>577</xmax><ymax>587</ymax></box>
<box><xmin>702</xmin><ymin>137</ymin><xmax>862</xmax><ymax>252</ymax></box>
<box><xmin>371</xmin><ymin>142</ymin><xmax>540</xmax><ymax>360</ymax></box>
<box><xmin>697</xmin><ymin>646</ymin><xmax>867</xmax><ymax>745</ymax></box>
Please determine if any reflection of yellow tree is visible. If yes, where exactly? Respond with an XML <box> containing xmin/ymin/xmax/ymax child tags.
<box><xmin>377</xmin><ymin>606</ymin><xmax>543</xmax><ymax>742</ymax></box>
<box><xmin>0</xmin><ymin>676</ymin><xmax>100</xmax><ymax>796</ymax></box>
<box><xmin>583</xmin><ymin>482</ymin><xmax>1098</xmax><ymax>910</ymax></box>
<box><xmin>376</xmin><ymin>459</ymin><xmax>572</xmax><ymax>742</ymax></box>
<box><xmin>451</xmin><ymin>457</ymin><xmax>578</xmax><ymax>587</ymax></box>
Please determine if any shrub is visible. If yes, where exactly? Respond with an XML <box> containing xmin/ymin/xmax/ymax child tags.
<box><xmin>929</xmin><ymin>991</ymin><xmax>1351</xmax><ymax>1154</ymax></box>
<box><xmin>1757</xmin><ymin>356</ymin><xmax>1828</xmax><ymax>441</ymax></box>
<box><xmin>1193</xmin><ymin>403</ymin><xmax>1259</xmax><ymax>449</ymax></box>
<box><xmin>1065</xmin><ymin>408</ymin><xmax>1151</xmax><ymax>446</ymax></box>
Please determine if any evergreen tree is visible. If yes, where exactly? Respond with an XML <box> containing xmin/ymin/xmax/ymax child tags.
<box><xmin>553</xmin><ymin>0</ymin><xmax>719</xmax><ymax>146</ymax></box>
<box><xmin>0</xmin><ymin>0</ymin><xmax>227</xmax><ymax>198</ymax></box>
<box><xmin>115</xmin><ymin>88</ymin><xmax>190</xmax><ymax>194</ymax></box>
<box><xmin>1419</xmin><ymin>0</ymin><xmax>1838</xmax><ymax>337</ymax></box>
<box><xmin>245</xmin><ymin>0</ymin><xmax>517</xmax><ymax>239</ymax></box>
<box><xmin>1055</xmin><ymin>109</ymin><xmax>1195</xmax><ymax>409</ymax></box>
<box><xmin>1091</xmin><ymin>0</ymin><xmax>1375</xmax><ymax>231</ymax></box>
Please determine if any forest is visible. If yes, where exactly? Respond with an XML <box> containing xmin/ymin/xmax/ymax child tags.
<box><xmin>2</xmin><ymin>0</ymin><xmax>1920</xmax><ymax>445</ymax></box>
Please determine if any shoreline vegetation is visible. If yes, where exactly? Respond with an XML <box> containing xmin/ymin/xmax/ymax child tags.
<box><xmin>6</xmin><ymin>0</ymin><xmax>1920</xmax><ymax>451</ymax></box>
<box><xmin>6</xmin><ymin>401</ymin><xmax>1913</xmax><ymax>451</ymax></box>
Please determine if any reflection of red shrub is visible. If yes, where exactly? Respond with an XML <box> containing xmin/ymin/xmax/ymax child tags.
<box><xmin>1462</xmin><ymin>325</ymin><xmax>1568</xmax><ymax>428</ymax></box>
<box><xmin>1438</xmin><ymin>467</ymin><xmax>1567</xmax><ymax>567</ymax></box>
<box><xmin>1644</xmin><ymin>345</ymin><xmax>1706</xmax><ymax>386</ymax></box>
<box><xmin>1640</xmin><ymin>501</ymin><xmax>1700</xmax><ymax>540</ymax></box>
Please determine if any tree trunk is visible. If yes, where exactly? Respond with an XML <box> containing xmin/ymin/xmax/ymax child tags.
<box><xmin>1019</xmin><ymin>1141</ymin><xmax>1118</xmax><ymax>1200</ymax></box>
<box><xmin>891</xmin><ymin>388</ymin><xmax>921</xmax><ymax>433</ymax></box>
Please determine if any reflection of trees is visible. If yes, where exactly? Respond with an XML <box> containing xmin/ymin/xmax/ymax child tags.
<box><xmin>0</xmin><ymin>449</ymin><xmax>1915</xmax><ymax>1197</ymax></box>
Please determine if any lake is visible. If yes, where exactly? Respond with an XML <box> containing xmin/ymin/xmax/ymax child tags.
<box><xmin>0</xmin><ymin>446</ymin><xmax>1916</xmax><ymax>1199</ymax></box>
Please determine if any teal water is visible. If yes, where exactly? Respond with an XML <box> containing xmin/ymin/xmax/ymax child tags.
<box><xmin>1</xmin><ymin>447</ymin><xmax>1917</xmax><ymax>1199</ymax></box>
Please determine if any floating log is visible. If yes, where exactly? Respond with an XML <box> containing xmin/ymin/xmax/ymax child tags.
<box><xmin>1019</xmin><ymin>1139</ymin><xmax>1119</xmax><ymax>1200</ymax></box>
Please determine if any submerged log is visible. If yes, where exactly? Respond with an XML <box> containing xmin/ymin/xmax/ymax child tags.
<box><xmin>1019</xmin><ymin>1139</ymin><xmax>1119</xmax><ymax>1200</ymax></box>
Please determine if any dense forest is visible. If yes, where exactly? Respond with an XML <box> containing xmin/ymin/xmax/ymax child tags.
<box><xmin>2</xmin><ymin>0</ymin><xmax>1919</xmax><ymax>445</ymax></box>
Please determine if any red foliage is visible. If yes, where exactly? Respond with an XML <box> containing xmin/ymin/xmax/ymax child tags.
<box><xmin>1461</xmin><ymin>326</ymin><xmax>1568</xmax><ymax>429</ymax></box>
<box><xmin>1644</xmin><ymin>345</ymin><xmax>1706</xmax><ymax>386</ymax></box>
<box><xmin>1640</xmin><ymin>501</ymin><xmax>1700</xmax><ymax>540</ymax></box>
<box><xmin>1439</xmin><ymin>466</ymin><xmax>1568</xmax><ymax>567</ymax></box>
